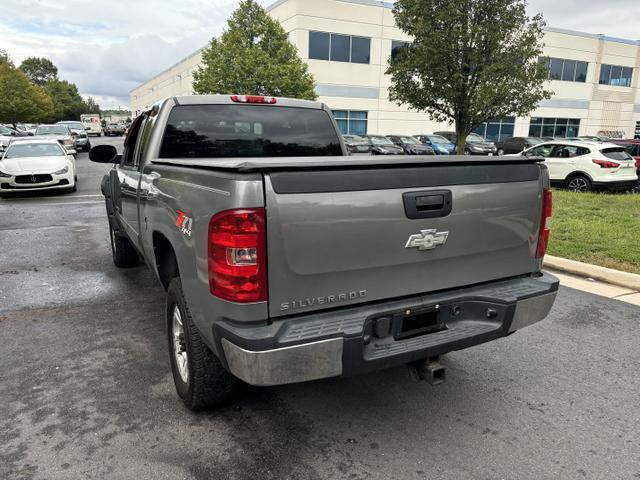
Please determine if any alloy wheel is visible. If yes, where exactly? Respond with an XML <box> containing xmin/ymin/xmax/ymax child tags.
<box><xmin>172</xmin><ymin>306</ymin><xmax>189</xmax><ymax>383</ymax></box>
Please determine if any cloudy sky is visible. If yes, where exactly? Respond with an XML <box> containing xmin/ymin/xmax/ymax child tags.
<box><xmin>1</xmin><ymin>0</ymin><xmax>638</xmax><ymax>109</ymax></box>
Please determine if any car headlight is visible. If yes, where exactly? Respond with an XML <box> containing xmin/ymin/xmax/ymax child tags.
<box><xmin>53</xmin><ymin>166</ymin><xmax>69</xmax><ymax>175</ymax></box>
<box><xmin>0</xmin><ymin>170</ymin><xmax>11</xmax><ymax>178</ymax></box>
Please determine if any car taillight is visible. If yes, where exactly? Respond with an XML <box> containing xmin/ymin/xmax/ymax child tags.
<box><xmin>535</xmin><ymin>189</ymin><xmax>552</xmax><ymax>259</ymax></box>
<box><xmin>230</xmin><ymin>95</ymin><xmax>277</xmax><ymax>104</ymax></box>
<box><xmin>592</xmin><ymin>159</ymin><xmax>620</xmax><ymax>168</ymax></box>
<box><xmin>208</xmin><ymin>208</ymin><xmax>267</xmax><ymax>303</ymax></box>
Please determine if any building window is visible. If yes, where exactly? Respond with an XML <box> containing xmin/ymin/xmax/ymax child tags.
<box><xmin>309</xmin><ymin>31</ymin><xmax>330</xmax><ymax>60</ymax></box>
<box><xmin>309</xmin><ymin>31</ymin><xmax>370</xmax><ymax>64</ymax></box>
<box><xmin>332</xmin><ymin>110</ymin><xmax>368</xmax><ymax>135</ymax></box>
<box><xmin>391</xmin><ymin>40</ymin><xmax>410</xmax><ymax>61</ymax></box>
<box><xmin>539</xmin><ymin>57</ymin><xmax>588</xmax><ymax>83</ymax></box>
<box><xmin>473</xmin><ymin>118</ymin><xmax>515</xmax><ymax>142</ymax></box>
<box><xmin>529</xmin><ymin>118</ymin><xmax>581</xmax><ymax>138</ymax></box>
<box><xmin>599</xmin><ymin>64</ymin><xmax>633</xmax><ymax>87</ymax></box>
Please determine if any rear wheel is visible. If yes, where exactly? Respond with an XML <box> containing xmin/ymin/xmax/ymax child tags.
<box><xmin>464</xmin><ymin>148</ymin><xmax>471</xmax><ymax>156</ymax></box>
<box><xmin>566</xmin><ymin>174</ymin><xmax>592</xmax><ymax>192</ymax></box>
<box><xmin>167</xmin><ymin>278</ymin><xmax>240</xmax><ymax>410</ymax></box>
<box><xmin>497</xmin><ymin>148</ymin><xmax>505</xmax><ymax>156</ymax></box>
<box><xmin>109</xmin><ymin>224</ymin><xmax>139</xmax><ymax>267</ymax></box>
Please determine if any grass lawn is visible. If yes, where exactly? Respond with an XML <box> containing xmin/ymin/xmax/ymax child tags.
<box><xmin>548</xmin><ymin>190</ymin><xmax>640</xmax><ymax>274</ymax></box>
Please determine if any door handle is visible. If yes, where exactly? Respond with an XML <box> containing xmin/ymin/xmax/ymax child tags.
<box><xmin>403</xmin><ymin>190</ymin><xmax>452</xmax><ymax>219</ymax></box>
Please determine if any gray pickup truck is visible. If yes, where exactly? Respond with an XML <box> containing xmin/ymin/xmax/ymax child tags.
<box><xmin>90</xmin><ymin>95</ymin><xmax>558</xmax><ymax>410</ymax></box>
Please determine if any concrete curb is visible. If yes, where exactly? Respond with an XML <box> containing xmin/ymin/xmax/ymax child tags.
<box><xmin>544</xmin><ymin>255</ymin><xmax>640</xmax><ymax>292</ymax></box>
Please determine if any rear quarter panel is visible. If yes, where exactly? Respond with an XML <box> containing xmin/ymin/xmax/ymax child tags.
<box><xmin>138</xmin><ymin>163</ymin><xmax>267</xmax><ymax>354</ymax></box>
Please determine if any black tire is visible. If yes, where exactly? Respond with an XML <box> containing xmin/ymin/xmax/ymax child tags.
<box><xmin>497</xmin><ymin>148</ymin><xmax>505</xmax><ymax>156</ymax></box>
<box><xmin>167</xmin><ymin>278</ymin><xmax>240</xmax><ymax>410</ymax></box>
<box><xmin>464</xmin><ymin>148</ymin><xmax>471</xmax><ymax>156</ymax></box>
<box><xmin>84</xmin><ymin>143</ymin><xmax>91</xmax><ymax>152</ymax></box>
<box><xmin>109</xmin><ymin>224</ymin><xmax>139</xmax><ymax>267</ymax></box>
<box><xmin>566</xmin><ymin>174</ymin><xmax>592</xmax><ymax>192</ymax></box>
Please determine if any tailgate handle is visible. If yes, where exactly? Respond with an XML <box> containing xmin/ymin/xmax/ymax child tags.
<box><xmin>416</xmin><ymin>195</ymin><xmax>444</xmax><ymax>210</ymax></box>
<box><xmin>403</xmin><ymin>190</ymin><xmax>452</xmax><ymax>219</ymax></box>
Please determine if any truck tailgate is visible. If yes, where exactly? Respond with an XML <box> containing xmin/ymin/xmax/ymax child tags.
<box><xmin>265</xmin><ymin>163</ymin><xmax>544</xmax><ymax>318</ymax></box>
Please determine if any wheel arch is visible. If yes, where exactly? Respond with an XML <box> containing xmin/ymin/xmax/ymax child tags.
<box><xmin>153</xmin><ymin>231</ymin><xmax>180</xmax><ymax>290</ymax></box>
<box><xmin>564</xmin><ymin>170</ymin><xmax>594</xmax><ymax>183</ymax></box>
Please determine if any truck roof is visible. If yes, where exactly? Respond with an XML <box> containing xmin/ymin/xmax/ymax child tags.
<box><xmin>170</xmin><ymin>94</ymin><xmax>325</xmax><ymax>110</ymax></box>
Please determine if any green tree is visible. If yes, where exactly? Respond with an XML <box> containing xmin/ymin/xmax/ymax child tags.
<box><xmin>84</xmin><ymin>96</ymin><xmax>101</xmax><ymax>113</ymax></box>
<box><xmin>193</xmin><ymin>0</ymin><xmax>316</xmax><ymax>100</ymax></box>
<box><xmin>0</xmin><ymin>62</ymin><xmax>54</xmax><ymax>125</ymax></box>
<box><xmin>19</xmin><ymin>57</ymin><xmax>58</xmax><ymax>85</ymax></box>
<box><xmin>387</xmin><ymin>0</ymin><xmax>552</xmax><ymax>153</ymax></box>
<box><xmin>45</xmin><ymin>79</ymin><xmax>88</xmax><ymax>121</ymax></box>
<box><xmin>0</xmin><ymin>49</ymin><xmax>12</xmax><ymax>66</ymax></box>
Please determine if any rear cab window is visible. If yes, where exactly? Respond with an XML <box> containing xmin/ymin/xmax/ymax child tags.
<box><xmin>159</xmin><ymin>104</ymin><xmax>343</xmax><ymax>158</ymax></box>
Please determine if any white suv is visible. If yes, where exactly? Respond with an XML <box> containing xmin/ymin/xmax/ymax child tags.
<box><xmin>520</xmin><ymin>140</ymin><xmax>638</xmax><ymax>192</ymax></box>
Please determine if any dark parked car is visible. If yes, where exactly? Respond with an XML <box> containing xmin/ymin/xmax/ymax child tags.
<box><xmin>578</xmin><ymin>135</ymin><xmax>610</xmax><ymax>142</ymax></box>
<box><xmin>363</xmin><ymin>135</ymin><xmax>404</xmax><ymax>155</ymax></box>
<box><xmin>342</xmin><ymin>134</ymin><xmax>372</xmax><ymax>155</ymax></box>
<box><xmin>387</xmin><ymin>135</ymin><xmax>434</xmax><ymax>155</ymax></box>
<box><xmin>433</xmin><ymin>131</ymin><xmax>497</xmax><ymax>155</ymax></box>
<box><xmin>495</xmin><ymin>137</ymin><xmax>543</xmax><ymax>155</ymax></box>
<box><xmin>414</xmin><ymin>134</ymin><xmax>456</xmax><ymax>155</ymax></box>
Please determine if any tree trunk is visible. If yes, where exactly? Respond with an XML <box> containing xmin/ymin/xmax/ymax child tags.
<box><xmin>455</xmin><ymin>126</ymin><xmax>469</xmax><ymax>155</ymax></box>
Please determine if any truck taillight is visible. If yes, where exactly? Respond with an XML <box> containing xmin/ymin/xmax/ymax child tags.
<box><xmin>230</xmin><ymin>95</ymin><xmax>277</xmax><ymax>104</ymax></box>
<box><xmin>535</xmin><ymin>189</ymin><xmax>552</xmax><ymax>259</ymax></box>
<box><xmin>208</xmin><ymin>208</ymin><xmax>267</xmax><ymax>303</ymax></box>
<box><xmin>592</xmin><ymin>159</ymin><xmax>620</xmax><ymax>169</ymax></box>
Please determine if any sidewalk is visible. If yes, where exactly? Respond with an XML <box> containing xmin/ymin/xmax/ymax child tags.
<box><xmin>544</xmin><ymin>255</ymin><xmax>640</xmax><ymax>307</ymax></box>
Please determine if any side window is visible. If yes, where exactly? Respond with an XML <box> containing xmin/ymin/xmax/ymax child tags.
<box><xmin>528</xmin><ymin>144</ymin><xmax>554</xmax><ymax>157</ymax></box>
<box><xmin>121</xmin><ymin>116</ymin><xmax>145</xmax><ymax>166</ymax></box>
<box><xmin>550</xmin><ymin>145</ymin><xmax>587</xmax><ymax>158</ymax></box>
<box><xmin>133</xmin><ymin>115</ymin><xmax>156</xmax><ymax>167</ymax></box>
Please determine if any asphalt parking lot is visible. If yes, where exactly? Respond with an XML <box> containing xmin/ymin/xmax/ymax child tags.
<box><xmin>1</xmin><ymin>137</ymin><xmax>639</xmax><ymax>480</ymax></box>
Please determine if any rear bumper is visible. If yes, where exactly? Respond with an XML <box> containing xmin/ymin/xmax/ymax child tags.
<box><xmin>216</xmin><ymin>273</ymin><xmax>559</xmax><ymax>386</ymax></box>
<box><xmin>593</xmin><ymin>179</ymin><xmax>639</xmax><ymax>191</ymax></box>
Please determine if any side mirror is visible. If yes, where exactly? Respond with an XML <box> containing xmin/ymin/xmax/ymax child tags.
<box><xmin>85</xmin><ymin>127</ymin><xmax>91</xmax><ymax>131</ymax></box>
<box><xmin>89</xmin><ymin>144</ymin><xmax>120</xmax><ymax>163</ymax></box>
<box><xmin>66</xmin><ymin>149</ymin><xmax>77</xmax><ymax>156</ymax></box>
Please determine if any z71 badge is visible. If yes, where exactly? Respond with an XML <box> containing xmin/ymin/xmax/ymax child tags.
<box><xmin>175</xmin><ymin>210</ymin><xmax>193</xmax><ymax>237</ymax></box>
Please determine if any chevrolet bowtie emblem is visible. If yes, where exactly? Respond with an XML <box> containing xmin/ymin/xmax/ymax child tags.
<box><xmin>405</xmin><ymin>229</ymin><xmax>449</xmax><ymax>251</ymax></box>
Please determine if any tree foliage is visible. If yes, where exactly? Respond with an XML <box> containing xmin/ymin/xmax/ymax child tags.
<box><xmin>0</xmin><ymin>62</ymin><xmax>54</xmax><ymax>125</ymax></box>
<box><xmin>84</xmin><ymin>96</ymin><xmax>101</xmax><ymax>113</ymax></box>
<box><xmin>0</xmin><ymin>54</ymin><xmax>98</xmax><ymax>124</ymax></box>
<box><xmin>193</xmin><ymin>0</ymin><xmax>316</xmax><ymax>100</ymax></box>
<box><xmin>0</xmin><ymin>49</ymin><xmax>12</xmax><ymax>66</ymax></box>
<box><xmin>44</xmin><ymin>79</ymin><xmax>91</xmax><ymax>121</ymax></box>
<box><xmin>19</xmin><ymin>57</ymin><xmax>59</xmax><ymax>85</ymax></box>
<box><xmin>387</xmin><ymin>0</ymin><xmax>552</xmax><ymax>152</ymax></box>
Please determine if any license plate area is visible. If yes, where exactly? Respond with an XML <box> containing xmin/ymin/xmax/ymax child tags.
<box><xmin>392</xmin><ymin>306</ymin><xmax>447</xmax><ymax>340</ymax></box>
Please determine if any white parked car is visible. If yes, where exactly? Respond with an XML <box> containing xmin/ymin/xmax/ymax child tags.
<box><xmin>519</xmin><ymin>140</ymin><xmax>638</xmax><ymax>192</ymax></box>
<box><xmin>0</xmin><ymin>139</ymin><xmax>77</xmax><ymax>195</ymax></box>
